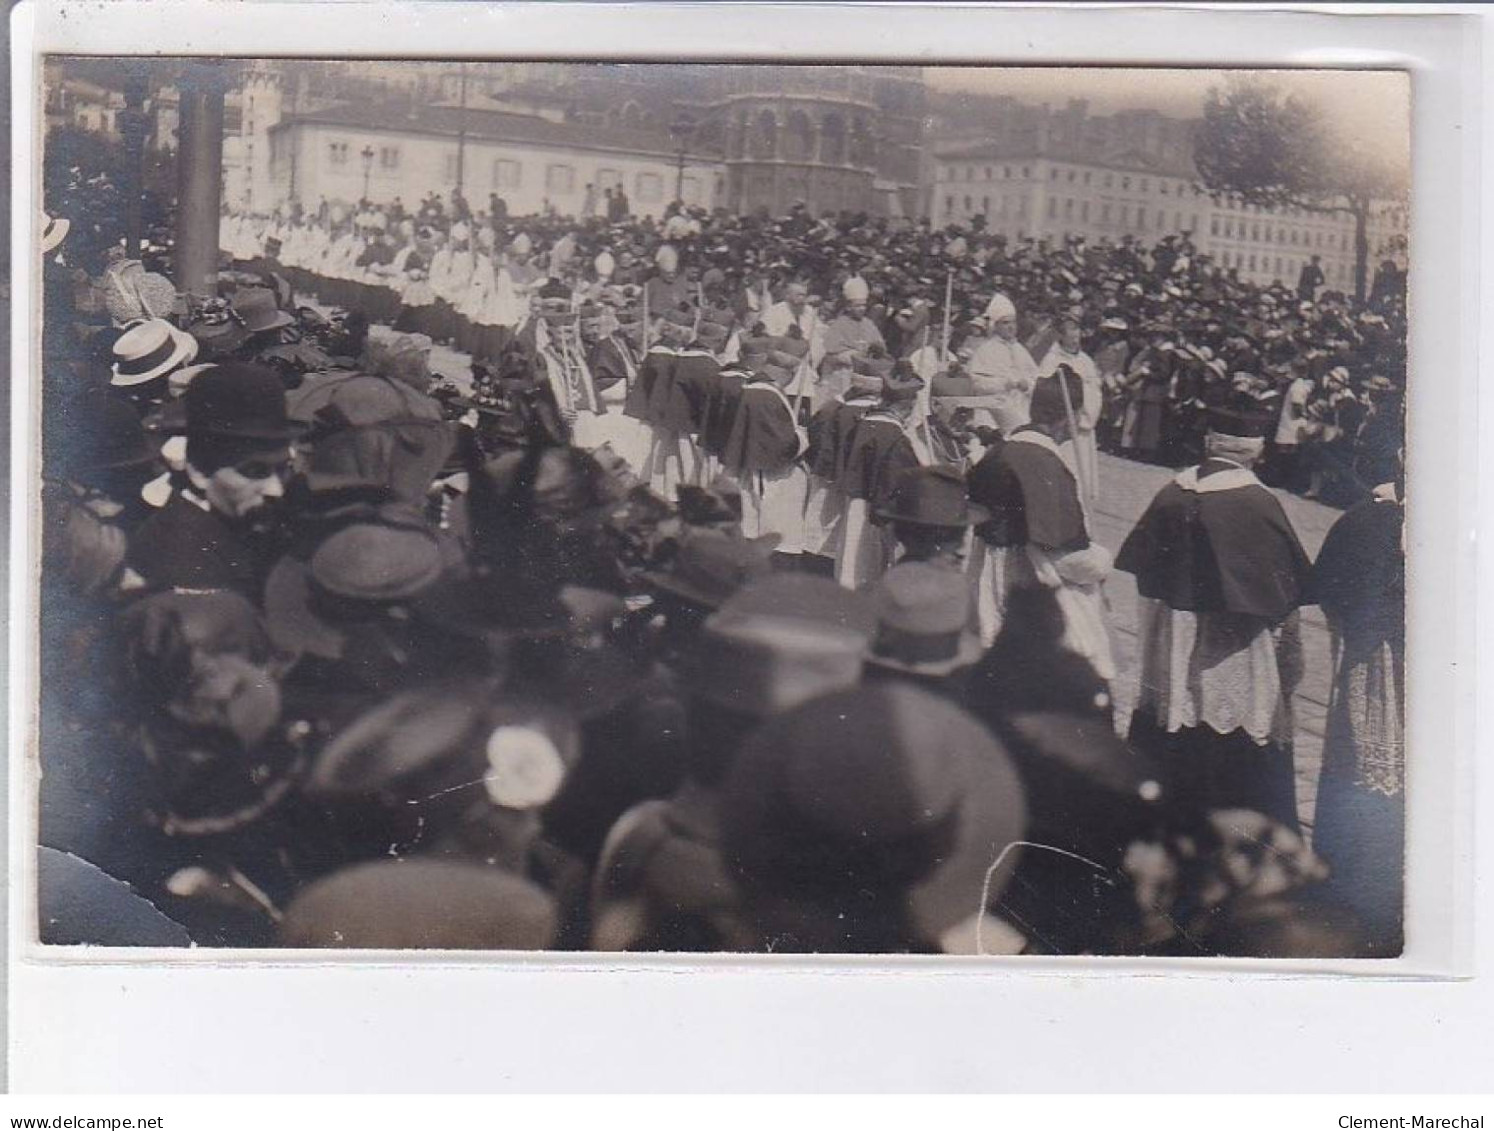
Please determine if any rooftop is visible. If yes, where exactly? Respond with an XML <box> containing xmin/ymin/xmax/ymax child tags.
<box><xmin>273</xmin><ymin>99</ymin><xmax>726</xmax><ymax>160</ymax></box>
<box><xmin>932</xmin><ymin>139</ymin><xmax>1196</xmax><ymax>178</ymax></box>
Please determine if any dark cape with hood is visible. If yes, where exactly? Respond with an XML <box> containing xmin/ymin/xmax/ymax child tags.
<box><xmin>719</xmin><ymin>378</ymin><xmax>801</xmax><ymax>477</ymax></box>
<box><xmin>837</xmin><ymin>411</ymin><xmax>919</xmax><ymax>514</ymax></box>
<box><xmin>1115</xmin><ymin>465</ymin><xmax>1312</xmax><ymax>621</ymax></box>
<box><xmin>700</xmin><ymin>361</ymin><xmax>749</xmax><ymax>460</ymax></box>
<box><xmin>587</xmin><ymin>336</ymin><xmax>636</xmax><ymax>396</ymax></box>
<box><xmin>806</xmin><ymin>397</ymin><xmax>875</xmax><ymax>483</ymax></box>
<box><xmin>968</xmin><ymin>429</ymin><xmax>1089</xmax><ymax>553</ymax></box>
<box><xmin>664</xmin><ymin>348</ymin><xmax>720</xmax><ymax>437</ymax></box>
<box><xmin>624</xmin><ymin>345</ymin><xmax>674</xmax><ymax>423</ymax></box>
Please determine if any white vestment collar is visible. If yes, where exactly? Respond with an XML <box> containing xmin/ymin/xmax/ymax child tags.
<box><xmin>1174</xmin><ymin>462</ymin><xmax>1261</xmax><ymax>494</ymax></box>
<box><xmin>1008</xmin><ymin>427</ymin><xmax>1078</xmax><ymax>480</ymax></box>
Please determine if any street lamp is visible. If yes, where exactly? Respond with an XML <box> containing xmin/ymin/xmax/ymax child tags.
<box><xmin>669</xmin><ymin>114</ymin><xmax>696</xmax><ymax>206</ymax></box>
<box><xmin>360</xmin><ymin>144</ymin><xmax>375</xmax><ymax>203</ymax></box>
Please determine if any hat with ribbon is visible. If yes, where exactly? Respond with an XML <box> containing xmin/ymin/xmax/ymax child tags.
<box><xmin>41</xmin><ymin>212</ymin><xmax>71</xmax><ymax>255</ymax></box>
<box><xmin>866</xmin><ymin>562</ymin><xmax>985</xmax><ymax>676</ymax></box>
<box><xmin>229</xmin><ymin>287</ymin><xmax>295</xmax><ymax>336</ymax></box>
<box><xmin>110</xmin><ymin>318</ymin><xmax>200</xmax><ymax>387</ymax></box>
<box><xmin>877</xmin><ymin>465</ymin><xmax>990</xmax><ymax>528</ymax></box>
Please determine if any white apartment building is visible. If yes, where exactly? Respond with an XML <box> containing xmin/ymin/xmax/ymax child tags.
<box><xmin>930</xmin><ymin>145</ymin><xmax>1407</xmax><ymax>291</ymax></box>
<box><xmin>265</xmin><ymin>101</ymin><xmax>725</xmax><ymax>219</ymax></box>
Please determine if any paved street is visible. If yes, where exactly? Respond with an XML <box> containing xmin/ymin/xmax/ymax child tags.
<box><xmin>1090</xmin><ymin>452</ymin><xmax>1341</xmax><ymax>834</ymax></box>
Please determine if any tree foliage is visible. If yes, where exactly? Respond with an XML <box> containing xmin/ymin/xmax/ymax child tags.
<box><xmin>1194</xmin><ymin>77</ymin><xmax>1406</xmax><ymax>299</ymax></box>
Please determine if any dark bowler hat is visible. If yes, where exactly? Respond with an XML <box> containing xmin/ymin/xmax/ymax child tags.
<box><xmin>721</xmin><ymin>683</ymin><xmax>1028</xmax><ymax>953</ymax></box>
<box><xmin>1205</xmin><ymin>404</ymin><xmax>1273</xmax><ymax>438</ymax></box>
<box><xmin>644</xmin><ymin>527</ymin><xmax>780</xmax><ymax>611</ymax></box>
<box><xmin>866</xmin><ymin>562</ymin><xmax>984</xmax><ymax>677</ymax></box>
<box><xmin>877</xmin><ymin>465</ymin><xmax>989</xmax><ymax>528</ymax></box>
<box><xmin>277</xmin><ymin>859</ymin><xmax>558</xmax><ymax>950</ymax></box>
<box><xmin>184</xmin><ymin>362</ymin><xmax>304</xmax><ymax>443</ymax></box>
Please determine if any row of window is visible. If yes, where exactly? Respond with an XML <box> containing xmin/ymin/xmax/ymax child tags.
<box><xmin>1208</xmin><ymin>215</ymin><xmax>1351</xmax><ymax>250</ymax></box>
<box><xmin>941</xmin><ymin>163</ymin><xmax>1206</xmax><ymax>200</ymax></box>
<box><xmin>943</xmin><ymin>193</ymin><xmax>1202</xmax><ymax>235</ymax></box>
<box><xmin>323</xmin><ymin>138</ymin><xmax>674</xmax><ymax>204</ymax></box>
<box><xmin>1219</xmin><ymin>249</ymin><xmax>1351</xmax><ymax>283</ymax></box>
<box><xmin>328</xmin><ymin>142</ymin><xmax>401</xmax><ymax>169</ymax></box>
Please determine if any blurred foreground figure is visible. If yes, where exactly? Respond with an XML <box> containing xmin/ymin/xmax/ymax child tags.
<box><xmin>720</xmin><ymin>683</ymin><xmax>1027</xmax><ymax>955</ymax></box>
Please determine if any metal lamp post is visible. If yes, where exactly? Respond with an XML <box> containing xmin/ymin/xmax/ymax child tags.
<box><xmin>669</xmin><ymin>115</ymin><xmax>696</xmax><ymax>206</ymax></box>
<box><xmin>361</xmin><ymin>144</ymin><xmax>375</xmax><ymax>203</ymax></box>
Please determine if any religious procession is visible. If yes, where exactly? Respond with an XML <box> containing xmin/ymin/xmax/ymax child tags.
<box><xmin>38</xmin><ymin>137</ymin><xmax>1407</xmax><ymax>958</ymax></box>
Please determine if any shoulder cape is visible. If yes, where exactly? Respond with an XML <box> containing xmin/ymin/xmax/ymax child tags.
<box><xmin>625</xmin><ymin>346</ymin><xmax>674</xmax><ymax>423</ymax></box>
<box><xmin>700</xmin><ymin>365</ymin><xmax>748</xmax><ymax>458</ymax></box>
<box><xmin>838</xmin><ymin>414</ymin><xmax>917</xmax><ymax>508</ymax></box>
<box><xmin>806</xmin><ymin>399</ymin><xmax>872</xmax><ymax>482</ymax></box>
<box><xmin>1307</xmin><ymin>493</ymin><xmax>1403</xmax><ymax>645</ymax></box>
<box><xmin>720</xmin><ymin>381</ymin><xmax>801</xmax><ymax>476</ymax></box>
<box><xmin>663</xmin><ymin>350</ymin><xmax>720</xmax><ymax>437</ymax></box>
<box><xmin>589</xmin><ymin>337</ymin><xmax>635</xmax><ymax>393</ymax></box>
<box><xmin>1115</xmin><ymin>471</ymin><xmax>1312</xmax><ymax>619</ymax></box>
<box><xmin>968</xmin><ymin>432</ymin><xmax>1088</xmax><ymax>552</ymax></box>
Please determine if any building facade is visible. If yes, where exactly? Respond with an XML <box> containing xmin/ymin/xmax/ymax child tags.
<box><xmin>927</xmin><ymin>98</ymin><xmax>1407</xmax><ymax>291</ymax></box>
<box><xmin>266</xmin><ymin>101</ymin><xmax>725</xmax><ymax>218</ymax></box>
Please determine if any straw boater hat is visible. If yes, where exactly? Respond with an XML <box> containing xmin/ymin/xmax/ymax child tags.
<box><xmin>41</xmin><ymin>213</ymin><xmax>70</xmax><ymax>255</ymax></box>
<box><xmin>110</xmin><ymin>318</ymin><xmax>200</xmax><ymax>387</ymax></box>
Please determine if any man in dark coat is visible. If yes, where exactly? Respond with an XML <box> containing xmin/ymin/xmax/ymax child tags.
<box><xmin>1297</xmin><ymin>254</ymin><xmax>1326</xmax><ymax>302</ymax></box>
<box><xmin>127</xmin><ymin>363</ymin><xmax>302</xmax><ymax>602</ymax></box>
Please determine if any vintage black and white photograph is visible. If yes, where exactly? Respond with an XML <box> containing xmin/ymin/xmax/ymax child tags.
<box><xmin>31</xmin><ymin>57</ymin><xmax>1409</xmax><ymax>958</ymax></box>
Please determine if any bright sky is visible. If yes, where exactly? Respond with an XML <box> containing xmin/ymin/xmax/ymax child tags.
<box><xmin>925</xmin><ymin>67</ymin><xmax>1410</xmax><ymax>174</ymax></box>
